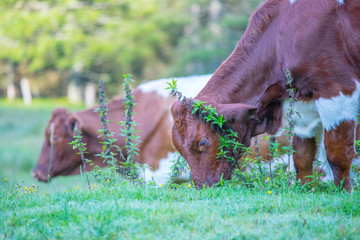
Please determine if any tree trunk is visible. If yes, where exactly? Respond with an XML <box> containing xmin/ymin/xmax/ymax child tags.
<box><xmin>7</xmin><ymin>62</ymin><xmax>16</xmax><ymax>100</ymax></box>
<box><xmin>84</xmin><ymin>82</ymin><xmax>96</xmax><ymax>108</ymax></box>
<box><xmin>20</xmin><ymin>77</ymin><xmax>32</xmax><ymax>105</ymax></box>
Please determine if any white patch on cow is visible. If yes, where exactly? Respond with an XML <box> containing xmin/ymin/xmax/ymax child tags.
<box><xmin>289</xmin><ymin>0</ymin><xmax>297</xmax><ymax>4</ymax></box>
<box><xmin>276</xmin><ymin>81</ymin><xmax>360</xmax><ymax>182</ymax></box>
<box><xmin>315</xmin><ymin>136</ymin><xmax>360</xmax><ymax>182</ymax></box>
<box><xmin>138</xmin><ymin>74</ymin><xmax>211</xmax><ymax>99</ymax></box>
<box><xmin>141</xmin><ymin>152</ymin><xmax>190</xmax><ymax>185</ymax></box>
<box><xmin>316</xmin><ymin>138</ymin><xmax>334</xmax><ymax>182</ymax></box>
<box><xmin>280</xmin><ymin>101</ymin><xmax>328</xmax><ymax>182</ymax></box>
<box><xmin>138</xmin><ymin>79</ymin><xmax>170</xmax><ymax>98</ymax></box>
<box><xmin>267</xmin><ymin>141</ymin><xmax>360</xmax><ymax>183</ymax></box>
<box><xmin>272</xmin><ymin>155</ymin><xmax>295</xmax><ymax>172</ymax></box>
<box><xmin>353</xmin><ymin>156</ymin><xmax>360</xmax><ymax>166</ymax></box>
<box><xmin>315</xmin><ymin>81</ymin><xmax>360</xmax><ymax>132</ymax></box>
<box><xmin>281</xmin><ymin>100</ymin><xmax>322</xmax><ymax>140</ymax></box>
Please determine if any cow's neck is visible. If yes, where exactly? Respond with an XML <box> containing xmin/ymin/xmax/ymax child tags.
<box><xmin>197</xmin><ymin>44</ymin><xmax>282</xmax><ymax>106</ymax></box>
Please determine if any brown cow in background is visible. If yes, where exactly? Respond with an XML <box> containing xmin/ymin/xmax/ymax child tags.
<box><xmin>32</xmin><ymin>75</ymin><xmax>211</xmax><ymax>183</ymax></box>
<box><xmin>33</xmin><ymin>89</ymin><xmax>174</xmax><ymax>182</ymax></box>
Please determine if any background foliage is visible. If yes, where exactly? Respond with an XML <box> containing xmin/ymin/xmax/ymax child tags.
<box><xmin>0</xmin><ymin>0</ymin><xmax>261</xmax><ymax>97</ymax></box>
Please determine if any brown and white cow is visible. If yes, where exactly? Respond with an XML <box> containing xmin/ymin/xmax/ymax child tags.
<box><xmin>171</xmin><ymin>0</ymin><xmax>360</xmax><ymax>190</ymax></box>
<box><xmin>33</xmin><ymin>90</ymin><xmax>174</xmax><ymax>182</ymax></box>
<box><xmin>33</xmin><ymin>74</ymin><xmax>292</xmax><ymax>184</ymax></box>
<box><xmin>33</xmin><ymin>75</ymin><xmax>211</xmax><ymax>184</ymax></box>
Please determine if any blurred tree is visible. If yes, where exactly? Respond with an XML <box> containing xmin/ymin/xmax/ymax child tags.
<box><xmin>0</xmin><ymin>0</ymin><xmax>188</xmax><ymax>97</ymax></box>
<box><xmin>168</xmin><ymin>0</ymin><xmax>262</xmax><ymax>76</ymax></box>
<box><xmin>0</xmin><ymin>0</ymin><xmax>260</xmax><ymax>98</ymax></box>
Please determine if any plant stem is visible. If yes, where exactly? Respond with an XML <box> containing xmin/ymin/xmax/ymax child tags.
<box><xmin>47</xmin><ymin>122</ymin><xmax>54</xmax><ymax>183</ymax></box>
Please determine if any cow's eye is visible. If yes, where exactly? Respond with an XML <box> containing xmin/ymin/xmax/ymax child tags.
<box><xmin>198</xmin><ymin>139</ymin><xmax>207</xmax><ymax>147</ymax></box>
<box><xmin>51</xmin><ymin>136</ymin><xmax>59</xmax><ymax>143</ymax></box>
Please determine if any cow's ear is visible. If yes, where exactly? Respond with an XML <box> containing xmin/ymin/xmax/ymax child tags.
<box><xmin>66</xmin><ymin>114</ymin><xmax>83</xmax><ymax>136</ymax></box>
<box><xmin>171</xmin><ymin>101</ymin><xmax>187</xmax><ymax>121</ymax></box>
<box><xmin>217</xmin><ymin>103</ymin><xmax>257</xmax><ymax>125</ymax></box>
<box><xmin>51</xmin><ymin>108</ymin><xmax>67</xmax><ymax>119</ymax></box>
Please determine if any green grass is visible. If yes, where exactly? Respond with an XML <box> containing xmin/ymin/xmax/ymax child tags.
<box><xmin>1</xmin><ymin>182</ymin><xmax>360</xmax><ymax>239</ymax></box>
<box><xmin>1</xmin><ymin>99</ymin><xmax>360</xmax><ymax>239</ymax></box>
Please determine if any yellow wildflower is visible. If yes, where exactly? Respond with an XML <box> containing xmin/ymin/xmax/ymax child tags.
<box><xmin>31</xmin><ymin>189</ymin><xmax>33</xmax><ymax>193</ymax></box>
<box><xmin>77</xmin><ymin>186</ymin><xmax>79</xmax><ymax>190</ymax></box>
<box><xmin>188</xmin><ymin>184</ymin><xmax>191</xmax><ymax>188</ymax></box>
<box><xmin>107</xmin><ymin>179</ymin><xmax>110</xmax><ymax>184</ymax></box>
<box><xmin>94</xmin><ymin>184</ymin><xmax>97</xmax><ymax>188</ymax></box>
<box><xmin>267</xmin><ymin>191</ymin><xmax>272</xmax><ymax>194</ymax></box>
<box><xmin>25</xmin><ymin>186</ymin><xmax>28</xmax><ymax>191</ymax></box>
<box><xmin>5</xmin><ymin>178</ymin><xmax>7</xmax><ymax>182</ymax></box>
<box><xmin>160</xmin><ymin>184</ymin><xmax>163</xmax><ymax>187</ymax></box>
<box><xmin>266</xmin><ymin>177</ymin><xmax>270</xmax><ymax>181</ymax></box>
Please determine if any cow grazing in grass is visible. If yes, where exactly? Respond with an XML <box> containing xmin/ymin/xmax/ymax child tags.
<box><xmin>171</xmin><ymin>0</ymin><xmax>360</xmax><ymax>190</ymax></box>
<box><xmin>33</xmin><ymin>90</ymin><xmax>174</xmax><ymax>182</ymax></box>
<box><xmin>33</xmin><ymin>75</ymin><xmax>210</xmax><ymax>183</ymax></box>
<box><xmin>33</xmin><ymin>74</ymin><xmax>292</xmax><ymax>184</ymax></box>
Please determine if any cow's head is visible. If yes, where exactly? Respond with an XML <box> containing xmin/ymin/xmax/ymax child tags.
<box><xmin>171</xmin><ymin>100</ymin><xmax>260</xmax><ymax>188</ymax></box>
<box><xmin>32</xmin><ymin>108</ymin><xmax>89</xmax><ymax>182</ymax></box>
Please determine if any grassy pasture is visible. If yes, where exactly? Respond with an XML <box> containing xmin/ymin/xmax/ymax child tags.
<box><xmin>1</xmin><ymin>181</ymin><xmax>360</xmax><ymax>239</ymax></box>
<box><xmin>1</xmin><ymin>99</ymin><xmax>360</xmax><ymax>239</ymax></box>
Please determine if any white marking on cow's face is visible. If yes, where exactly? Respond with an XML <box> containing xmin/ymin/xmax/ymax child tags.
<box><xmin>281</xmin><ymin>101</ymin><xmax>322</xmax><ymax>140</ymax></box>
<box><xmin>289</xmin><ymin>0</ymin><xmax>297</xmax><ymax>4</ymax></box>
<box><xmin>137</xmin><ymin>74</ymin><xmax>211</xmax><ymax>99</ymax></box>
<box><xmin>316</xmin><ymin>81</ymin><xmax>360</xmax><ymax>132</ymax></box>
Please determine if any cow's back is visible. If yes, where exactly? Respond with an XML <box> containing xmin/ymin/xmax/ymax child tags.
<box><xmin>132</xmin><ymin>89</ymin><xmax>175</xmax><ymax>168</ymax></box>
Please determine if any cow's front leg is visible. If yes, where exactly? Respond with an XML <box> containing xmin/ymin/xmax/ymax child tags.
<box><xmin>324</xmin><ymin>120</ymin><xmax>357</xmax><ymax>191</ymax></box>
<box><xmin>293</xmin><ymin>136</ymin><xmax>318</xmax><ymax>183</ymax></box>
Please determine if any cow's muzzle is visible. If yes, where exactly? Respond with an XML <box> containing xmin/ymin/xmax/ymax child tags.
<box><xmin>32</xmin><ymin>168</ymin><xmax>50</xmax><ymax>182</ymax></box>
